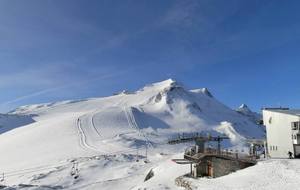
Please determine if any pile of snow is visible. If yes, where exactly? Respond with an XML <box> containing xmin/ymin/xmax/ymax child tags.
<box><xmin>0</xmin><ymin>79</ymin><xmax>266</xmax><ymax>189</ymax></box>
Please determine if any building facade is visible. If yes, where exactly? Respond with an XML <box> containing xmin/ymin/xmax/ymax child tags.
<box><xmin>263</xmin><ymin>109</ymin><xmax>300</xmax><ymax>158</ymax></box>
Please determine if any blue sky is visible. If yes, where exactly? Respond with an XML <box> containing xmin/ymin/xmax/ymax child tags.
<box><xmin>0</xmin><ymin>0</ymin><xmax>300</xmax><ymax>112</ymax></box>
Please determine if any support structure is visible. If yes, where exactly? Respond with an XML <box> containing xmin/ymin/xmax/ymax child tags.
<box><xmin>168</xmin><ymin>133</ymin><xmax>230</xmax><ymax>155</ymax></box>
<box><xmin>169</xmin><ymin>133</ymin><xmax>260</xmax><ymax>178</ymax></box>
<box><xmin>246</xmin><ymin>139</ymin><xmax>266</xmax><ymax>158</ymax></box>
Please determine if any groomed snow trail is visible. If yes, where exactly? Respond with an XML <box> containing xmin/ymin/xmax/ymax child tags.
<box><xmin>76</xmin><ymin>108</ymin><xmax>147</xmax><ymax>155</ymax></box>
<box><xmin>77</xmin><ymin>115</ymin><xmax>102</xmax><ymax>152</ymax></box>
<box><xmin>91</xmin><ymin>113</ymin><xmax>101</xmax><ymax>137</ymax></box>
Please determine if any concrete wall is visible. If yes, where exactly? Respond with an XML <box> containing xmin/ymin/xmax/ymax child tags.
<box><xmin>194</xmin><ymin>156</ymin><xmax>254</xmax><ymax>178</ymax></box>
<box><xmin>212</xmin><ymin>157</ymin><xmax>240</xmax><ymax>178</ymax></box>
<box><xmin>263</xmin><ymin>110</ymin><xmax>299</xmax><ymax>158</ymax></box>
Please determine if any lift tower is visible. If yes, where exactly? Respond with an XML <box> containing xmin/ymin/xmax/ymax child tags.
<box><xmin>168</xmin><ymin>133</ymin><xmax>229</xmax><ymax>155</ymax></box>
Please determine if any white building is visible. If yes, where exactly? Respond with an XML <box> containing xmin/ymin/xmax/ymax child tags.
<box><xmin>262</xmin><ymin>108</ymin><xmax>300</xmax><ymax>158</ymax></box>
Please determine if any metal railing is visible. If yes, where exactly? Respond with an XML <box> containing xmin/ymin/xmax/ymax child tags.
<box><xmin>184</xmin><ymin>147</ymin><xmax>257</xmax><ymax>162</ymax></box>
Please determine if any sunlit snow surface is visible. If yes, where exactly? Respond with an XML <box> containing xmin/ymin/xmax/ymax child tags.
<box><xmin>0</xmin><ymin>79</ymin><xmax>270</xmax><ymax>189</ymax></box>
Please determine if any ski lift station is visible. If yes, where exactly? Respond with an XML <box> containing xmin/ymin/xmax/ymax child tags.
<box><xmin>263</xmin><ymin>108</ymin><xmax>300</xmax><ymax>158</ymax></box>
<box><xmin>168</xmin><ymin>134</ymin><xmax>257</xmax><ymax>178</ymax></box>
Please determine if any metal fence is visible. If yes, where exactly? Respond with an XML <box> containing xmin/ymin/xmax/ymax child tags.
<box><xmin>185</xmin><ymin>146</ymin><xmax>257</xmax><ymax>162</ymax></box>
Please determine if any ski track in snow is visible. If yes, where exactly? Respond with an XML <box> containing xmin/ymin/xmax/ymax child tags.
<box><xmin>76</xmin><ymin>117</ymin><xmax>87</xmax><ymax>151</ymax></box>
<box><xmin>76</xmin><ymin>107</ymin><xmax>145</xmax><ymax>155</ymax></box>
<box><xmin>77</xmin><ymin>115</ymin><xmax>101</xmax><ymax>152</ymax></box>
<box><xmin>91</xmin><ymin>113</ymin><xmax>101</xmax><ymax>137</ymax></box>
<box><xmin>123</xmin><ymin>106</ymin><xmax>153</xmax><ymax>148</ymax></box>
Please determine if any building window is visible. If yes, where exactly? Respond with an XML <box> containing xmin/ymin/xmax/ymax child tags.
<box><xmin>270</xmin><ymin>146</ymin><xmax>272</xmax><ymax>151</ymax></box>
<box><xmin>291</xmin><ymin>122</ymin><xmax>299</xmax><ymax>130</ymax></box>
<box><xmin>275</xmin><ymin>146</ymin><xmax>278</xmax><ymax>151</ymax></box>
<box><xmin>292</xmin><ymin>135</ymin><xmax>297</xmax><ymax>139</ymax></box>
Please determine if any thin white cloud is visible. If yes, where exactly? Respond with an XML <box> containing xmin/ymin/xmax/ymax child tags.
<box><xmin>0</xmin><ymin>88</ymin><xmax>61</xmax><ymax>106</ymax></box>
<box><xmin>0</xmin><ymin>68</ymin><xmax>55</xmax><ymax>88</ymax></box>
<box><xmin>0</xmin><ymin>67</ymin><xmax>135</xmax><ymax>108</ymax></box>
<box><xmin>0</xmin><ymin>63</ymin><xmax>111</xmax><ymax>89</ymax></box>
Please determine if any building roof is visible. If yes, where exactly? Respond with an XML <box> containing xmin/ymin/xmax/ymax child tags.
<box><xmin>264</xmin><ymin>109</ymin><xmax>300</xmax><ymax>116</ymax></box>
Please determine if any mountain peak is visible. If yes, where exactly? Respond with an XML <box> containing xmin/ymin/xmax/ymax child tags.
<box><xmin>239</xmin><ymin>104</ymin><xmax>249</xmax><ymax>109</ymax></box>
<box><xmin>142</xmin><ymin>79</ymin><xmax>181</xmax><ymax>92</ymax></box>
<box><xmin>153</xmin><ymin>78</ymin><xmax>177</xmax><ymax>87</ymax></box>
<box><xmin>202</xmin><ymin>88</ymin><xmax>213</xmax><ymax>98</ymax></box>
<box><xmin>190</xmin><ymin>88</ymin><xmax>213</xmax><ymax>98</ymax></box>
<box><xmin>237</xmin><ymin>104</ymin><xmax>251</xmax><ymax>113</ymax></box>
<box><xmin>236</xmin><ymin>104</ymin><xmax>262</xmax><ymax>123</ymax></box>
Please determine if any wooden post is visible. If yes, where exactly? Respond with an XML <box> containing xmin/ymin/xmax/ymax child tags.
<box><xmin>207</xmin><ymin>161</ymin><xmax>213</xmax><ymax>177</ymax></box>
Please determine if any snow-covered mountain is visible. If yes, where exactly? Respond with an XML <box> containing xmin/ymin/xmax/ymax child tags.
<box><xmin>236</xmin><ymin>104</ymin><xmax>262</xmax><ymax>124</ymax></box>
<box><xmin>0</xmin><ymin>79</ymin><xmax>265</xmax><ymax>189</ymax></box>
<box><xmin>10</xmin><ymin>79</ymin><xmax>264</xmax><ymax>145</ymax></box>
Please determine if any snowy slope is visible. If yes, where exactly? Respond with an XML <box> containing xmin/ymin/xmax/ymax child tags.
<box><xmin>0</xmin><ymin>79</ymin><xmax>265</xmax><ymax>189</ymax></box>
<box><xmin>136</xmin><ymin>158</ymin><xmax>300</xmax><ymax>190</ymax></box>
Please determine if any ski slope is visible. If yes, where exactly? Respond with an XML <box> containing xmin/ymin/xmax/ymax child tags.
<box><xmin>0</xmin><ymin>79</ymin><xmax>266</xmax><ymax>189</ymax></box>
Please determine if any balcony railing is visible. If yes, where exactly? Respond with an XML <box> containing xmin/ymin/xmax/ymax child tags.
<box><xmin>184</xmin><ymin>147</ymin><xmax>257</xmax><ymax>162</ymax></box>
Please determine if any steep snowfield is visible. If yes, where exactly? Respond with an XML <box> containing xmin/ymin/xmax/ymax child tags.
<box><xmin>0</xmin><ymin>79</ymin><xmax>266</xmax><ymax>189</ymax></box>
